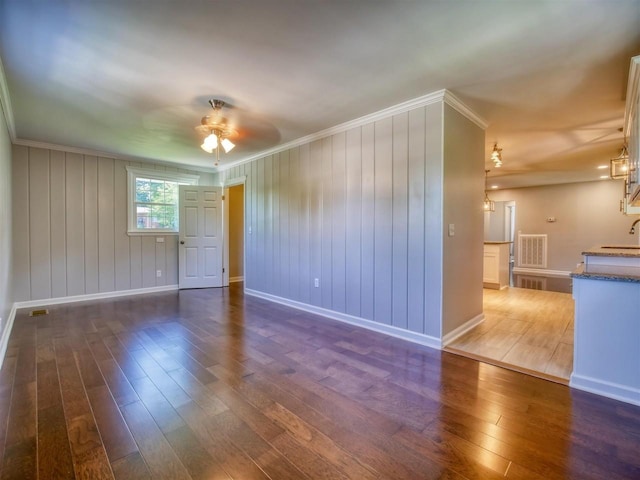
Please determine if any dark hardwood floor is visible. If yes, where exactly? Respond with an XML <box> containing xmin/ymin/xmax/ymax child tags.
<box><xmin>1</xmin><ymin>284</ymin><xmax>639</xmax><ymax>479</ymax></box>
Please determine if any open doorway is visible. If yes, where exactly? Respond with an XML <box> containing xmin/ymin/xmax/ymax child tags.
<box><xmin>446</xmin><ymin>200</ymin><xmax>574</xmax><ymax>383</ymax></box>
<box><xmin>225</xmin><ymin>183</ymin><xmax>245</xmax><ymax>285</ymax></box>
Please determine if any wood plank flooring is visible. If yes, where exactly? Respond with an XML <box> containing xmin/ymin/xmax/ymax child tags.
<box><xmin>447</xmin><ymin>287</ymin><xmax>575</xmax><ymax>382</ymax></box>
<box><xmin>1</xmin><ymin>284</ymin><xmax>639</xmax><ymax>479</ymax></box>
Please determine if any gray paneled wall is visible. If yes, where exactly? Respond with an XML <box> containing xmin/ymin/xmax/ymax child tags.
<box><xmin>12</xmin><ymin>145</ymin><xmax>213</xmax><ymax>301</ymax></box>
<box><xmin>0</xmin><ymin>110</ymin><xmax>11</xmax><ymax>334</ymax></box>
<box><xmin>218</xmin><ymin>102</ymin><xmax>480</xmax><ymax>338</ymax></box>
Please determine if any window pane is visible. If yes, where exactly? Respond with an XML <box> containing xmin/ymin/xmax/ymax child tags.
<box><xmin>130</xmin><ymin>170</ymin><xmax>196</xmax><ymax>232</ymax></box>
<box><xmin>136</xmin><ymin>204</ymin><xmax>150</xmax><ymax>229</ymax></box>
<box><xmin>149</xmin><ymin>179</ymin><xmax>165</xmax><ymax>204</ymax></box>
<box><xmin>136</xmin><ymin>178</ymin><xmax>151</xmax><ymax>203</ymax></box>
<box><xmin>164</xmin><ymin>182</ymin><xmax>178</xmax><ymax>203</ymax></box>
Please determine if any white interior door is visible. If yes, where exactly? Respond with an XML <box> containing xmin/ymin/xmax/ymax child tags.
<box><xmin>178</xmin><ymin>185</ymin><xmax>223</xmax><ymax>289</ymax></box>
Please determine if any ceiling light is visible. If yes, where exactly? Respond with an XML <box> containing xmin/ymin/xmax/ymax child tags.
<box><xmin>491</xmin><ymin>185</ymin><xmax>498</xmax><ymax>189</ymax></box>
<box><xmin>490</xmin><ymin>143</ymin><xmax>503</xmax><ymax>168</ymax></box>
<box><xmin>597</xmin><ymin>165</ymin><xmax>608</xmax><ymax>169</ymax></box>
<box><xmin>195</xmin><ymin>99</ymin><xmax>236</xmax><ymax>166</ymax></box>
<box><xmin>483</xmin><ymin>169</ymin><xmax>495</xmax><ymax>212</ymax></box>
<box><xmin>609</xmin><ymin>144</ymin><xmax>630</xmax><ymax>180</ymax></box>
<box><xmin>600</xmin><ymin>175</ymin><xmax>610</xmax><ymax>179</ymax></box>
<box><xmin>220</xmin><ymin>138</ymin><xmax>235</xmax><ymax>153</ymax></box>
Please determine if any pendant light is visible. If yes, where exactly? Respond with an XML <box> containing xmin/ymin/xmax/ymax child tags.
<box><xmin>483</xmin><ymin>169</ymin><xmax>495</xmax><ymax>212</ymax></box>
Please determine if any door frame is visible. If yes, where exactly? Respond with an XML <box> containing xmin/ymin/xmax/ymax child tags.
<box><xmin>222</xmin><ymin>175</ymin><xmax>246</xmax><ymax>287</ymax></box>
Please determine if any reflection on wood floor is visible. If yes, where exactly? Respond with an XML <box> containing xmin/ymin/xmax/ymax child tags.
<box><xmin>446</xmin><ymin>287</ymin><xmax>574</xmax><ymax>383</ymax></box>
<box><xmin>3</xmin><ymin>284</ymin><xmax>640</xmax><ymax>479</ymax></box>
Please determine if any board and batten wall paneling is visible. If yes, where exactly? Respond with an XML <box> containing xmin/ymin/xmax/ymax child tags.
<box><xmin>12</xmin><ymin>146</ymin><xmax>31</xmax><ymax>301</ymax></box>
<box><xmin>29</xmin><ymin>147</ymin><xmax>51</xmax><ymax>299</ymax></box>
<box><xmin>0</xmin><ymin>109</ymin><xmax>12</xmax><ymax>333</ymax></box>
<box><xmin>11</xmin><ymin>145</ymin><xmax>214</xmax><ymax>302</ymax></box>
<box><xmin>215</xmin><ymin>99</ymin><xmax>484</xmax><ymax>339</ymax></box>
<box><xmin>50</xmin><ymin>150</ymin><xmax>67</xmax><ymax>299</ymax></box>
<box><xmin>423</xmin><ymin>103</ymin><xmax>445</xmax><ymax>338</ymax></box>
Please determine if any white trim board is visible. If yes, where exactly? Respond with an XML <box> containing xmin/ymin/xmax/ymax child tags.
<box><xmin>441</xmin><ymin>313</ymin><xmax>484</xmax><ymax>346</ymax></box>
<box><xmin>0</xmin><ymin>55</ymin><xmax>16</xmax><ymax>141</ymax></box>
<box><xmin>570</xmin><ymin>373</ymin><xmax>640</xmax><ymax>407</ymax></box>
<box><xmin>13</xmin><ymin>285</ymin><xmax>179</xmax><ymax>309</ymax></box>
<box><xmin>511</xmin><ymin>267</ymin><xmax>572</xmax><ymax>277</ymax></box>
<box><xmin>245</xmin><ymin>288</ymin><xmax>442</xmax><ymax>350</ymax></box>
<box><xmin>0</xmin><ymin>304</ymin><xmax>18</xmax><ymax>371</ymax></box>
<box><xmin>217</xmin><ymin>88</ymin><xmax>487</xmax><ymax>173</ymax></box>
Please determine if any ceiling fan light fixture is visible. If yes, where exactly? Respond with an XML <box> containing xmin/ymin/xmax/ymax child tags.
<box><xmin>196</xmin><ymin>99</ymin><xmax>237</xmax><ymax>165</ymax></box>
<box><xmin>202</xmin><ymin>133</ymin><xmax>218</xmax><ymax>150</ymax></box>
<box><xmin>221</xmin><ymin>138</ymin><xmax>235</xmax><ymax>153</ymax></box>
<box><xmin>491</xmin><ymin>143</ymin><xmax>503</xmax><ymax>168</ymax></box>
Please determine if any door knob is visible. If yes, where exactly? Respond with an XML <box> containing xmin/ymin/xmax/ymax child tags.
<box><xmin>180</xmin><ymin>240</ymin><xmax>185</xmax><ymax>245</ymax></box>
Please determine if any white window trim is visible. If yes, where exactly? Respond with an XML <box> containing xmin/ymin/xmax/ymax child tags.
<box><xmin>126</xmin><ymin>166</ymin><xmax>200</xmax><ymax>235</ymax></box>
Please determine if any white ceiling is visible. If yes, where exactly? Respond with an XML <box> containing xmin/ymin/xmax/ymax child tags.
<box><xmin>1</xmin><ymin>0</ymin><xmax>639</xmax><ymax>189</ymax></box>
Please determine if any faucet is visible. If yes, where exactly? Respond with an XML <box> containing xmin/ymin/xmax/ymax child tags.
<box><xmin>630</xmin><ymin>218</ymin><xmax>640</xmax><ymax>234</ymax></box>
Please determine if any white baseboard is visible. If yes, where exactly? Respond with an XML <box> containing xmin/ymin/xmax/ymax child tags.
<box><xmin>570</xmin><ymin>373</ymin><xmax>640</xmax><ymax>407</ymax></box>
<box><xmin>0</xmin><ymin>304</ymin><xmax>18</xmax><ymax>371</ymax></box>
<box><xmin>512</xmin><ymin>267</ymin><xmax>571</xmax><ymax>277</ymax></box>
<box><xmin>441</xmin><ymin>313</ymin><xmax>484</xmax><ymax>346</ymax></box>
<box><xmin>13</xmin><ymin>285</ymin><xmax>179</xmax><ymax>309</ymax></box>
<box><xmin>245</xmin><ymin>288</ymin><xmax>442</xmax><ymax>350</ymax></box>
<box><xmin>229</xmin><ymin>276</ymin><xmax>244</xmax><ymax>283</ymax></box>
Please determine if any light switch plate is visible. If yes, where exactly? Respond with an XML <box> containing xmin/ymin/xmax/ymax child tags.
<box><xmin>448</xmin><ymin>223</ymin><xmax>455</xmax><ymax>237</ymax></box>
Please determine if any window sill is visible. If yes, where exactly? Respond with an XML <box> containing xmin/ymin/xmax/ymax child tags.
<box><xmin>127</xmin><ymin>231</ymin><xmax>179</xmax><ymax>237</ymax></box>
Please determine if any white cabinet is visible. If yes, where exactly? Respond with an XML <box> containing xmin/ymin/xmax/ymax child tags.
<box><xmin>483</xmin><ymin>242</ymin><xmax>510</xmax><ymax>289</ymax></box>
<box><xmin>624</xmin><ymin>55</ymin><xmax>640</xmax><ymax>207</ymax></box>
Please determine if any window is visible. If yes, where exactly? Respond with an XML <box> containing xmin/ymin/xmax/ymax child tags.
<box><xmin>126</xmin><ymin>167</ymin><xmax>199</xmax><ymax>234</ymax></box>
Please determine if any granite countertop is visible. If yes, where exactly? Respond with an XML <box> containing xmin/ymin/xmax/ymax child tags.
<box><xmin>571</xmin><ymin>263</ymin><xmax>640</xmax><ymax>283</ymax></box>
<box><xmin>581</xmin><ymin>245</ymin><xmax>640</xmax><ymax>257</ymax></box>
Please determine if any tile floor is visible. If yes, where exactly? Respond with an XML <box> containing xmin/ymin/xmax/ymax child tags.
<box><xmin>446</xmin><ymin>287</ymin><xmax>575</xmax><ymax>382</ymax></box>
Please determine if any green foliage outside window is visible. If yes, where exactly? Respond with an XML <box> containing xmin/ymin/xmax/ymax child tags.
<box><xmin>135</xmin><ymin>177</ymin><xmax>180</xmax><ymax>230</ymax></box>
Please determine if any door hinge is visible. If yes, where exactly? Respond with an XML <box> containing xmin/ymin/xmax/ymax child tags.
<box><xmin>222</xmin><ymin>195</ymin><xmax>225</xmax><ymax>201</ymax></box>
<box><xmin>223</xmin><ymin>268</ymin><xmax>225</xmax><ymax>273</ymax></box>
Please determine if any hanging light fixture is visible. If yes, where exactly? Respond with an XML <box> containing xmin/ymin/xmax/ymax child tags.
<box><xmin>195</xmin><ymin>99</ymin><xmax>236</xmax><ymax>166</ymax></box>
<box><xmin>483</xmin><ymin>169</ymin><xmax>495</xmax><ymax>212</ymax></box>
<box><xmin>609</xmin><ymin>144</ymin><xmax>629</xmax><ymax>179</ymax></box>
<box><xmin>491</xmin><ymin>143</ymin><xmax>503</xmax><ymax>168</ymax></box>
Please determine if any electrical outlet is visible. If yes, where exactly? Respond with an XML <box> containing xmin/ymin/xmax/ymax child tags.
<box><xmin>156</xmin><ymin>270</ymin><xmax>162</xmax><ymax>278</ymax></box>
<box><xmin>314</xmin><ymin>278</ymin><xmax>319</xmax><ymax>288</ymax></box>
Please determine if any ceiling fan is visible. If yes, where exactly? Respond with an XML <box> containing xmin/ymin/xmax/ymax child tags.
<box><xmin>195</xmin><ymin>99</ymin><xmax>236</xmax><ymax>166</ymax></box>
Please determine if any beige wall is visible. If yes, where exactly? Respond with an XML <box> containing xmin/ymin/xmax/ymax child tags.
<box><xmin>0</xmin><ymin>103</ymin><xmax>12</xmax><ymax>337</ymax></box>
<box><xmin>11</xmin><ymin>145</ymin><xmax>215</xmax><ymax>301</ymax></box>
<box><xmin>228</xmin><ymin>184</ymin><xmax>244</xmax><ymax>279</ymax></box>
<box><xmin>442</xmin><ymin>104</ymin><xmax>485</xmax><ymax>337</ymax></box>
<box><xmin>490</xmin><ymin>180</ymin><xmax>639</xmax><ymax>272</ymax></box>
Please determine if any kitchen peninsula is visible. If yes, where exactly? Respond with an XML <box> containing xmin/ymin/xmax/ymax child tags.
<box><xmin>570</xmin><ymin>246</ymin><xmax>640</xmax><ymax>406</ymax></box>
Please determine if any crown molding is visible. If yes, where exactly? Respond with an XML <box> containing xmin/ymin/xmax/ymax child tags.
<box><xmin>217</xmin><ymin>88</ymin><xmax>487</xmax><ymax>173</ymax></box>
<box><xmin>443</xmin><ymin>90</ymin><xmax>489</xmax><ymax>130</ymax></box>
<box><xmin>624</xmin><ymin>55</ymin><xmax>640</xmax><ymax>138</ymax></box>
<box><xmin>0</xmin><ymin>56</ymin><xmax>16</xmax><ymax>141</ymax></box>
